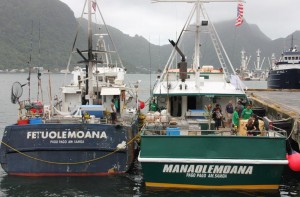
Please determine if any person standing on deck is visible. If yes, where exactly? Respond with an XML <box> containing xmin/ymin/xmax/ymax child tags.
<box><xmin>110</xmin><ymin>99</ymin><xmax>117</xmax><ymax>124</ymax></box>
<box><xmin>149</xmin><ymin>98</ymin><xmax>158</xmax><ymax>112</ymax></box>
<box><xmin>241</xmin><ymin>104</ymin><xmax>253</xmax><ymax>120</ymax></box>
<box><xmin>237</xmin><ymin>101</ymin><xmax>244</xmax><ymax>118</ymax></box>
<box><xmin>232</xmin><ymin>107</ymin><xmax>239</xmax><ymax>133</ymax></box>
<box><xmin>232</xmin><ymin>107</ymin><xmax>239</xmax><ymax>127</ymax></box>
<box><xmin>114</xmin><ymin>97</ymin><xmax>119</xmax><ymax>113</ymax></box>
<box><xmin>251</xmin><ymin>114</ymin><xmax>261</xmax><ymax>135</ymax></box>
<box><xmin>212</xmin><ymin>104</ymin><xmax>223</xmax><ymax>130</ymax></box>
<box><xmin>225</xmin><ymin>100</ymin><xmax>234</xmax><ymax>127</ymax></box>
<box><xmin>245</xmin><ymin>118</ymin><xmax>258</xmax><ymax>136</ymax></box>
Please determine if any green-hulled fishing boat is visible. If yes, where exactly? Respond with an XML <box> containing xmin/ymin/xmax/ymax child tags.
<box><xmin>138</xmin><ymin>0</ymin><xmax>288</xmax><ymax>190</ymax></box>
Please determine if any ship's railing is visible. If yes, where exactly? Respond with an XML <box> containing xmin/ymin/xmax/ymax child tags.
<box><xmin>161</xmin><ymin>70</ymin><xmax>224</xmax><ymax>81</ymax></box>
<box><xmin>44</xmin><ymin>111</ymin><xmax>138</xmax><ymax>125</ymax></box>
<box><xmin>268</xmin><ymin>125</ymin><xmax>288</xmax><ymax>137</ymax></box>
<box><xmin>141</xmin><ymin>126</ymin><xmax>287</xmax><ymax>137</ymax></box>
<box><xmin>141</xmin><ymin>128</ymin><xmax>230</xmax><ymax>136</ymax></box>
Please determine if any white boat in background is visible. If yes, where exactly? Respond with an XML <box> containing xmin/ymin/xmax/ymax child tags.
<box><xmin>236</xmin><ymin>49</ymin><xmax>251</xmax><ymax>80</ymax></box>
<box><xmin>237</xmin><ymin>49</ymin><xmax>267</xmax><ymax>81</ymax></box>
<box><xmin>57</xmin><ymin>24</ymin><xmax>138</xmax><ymax>118</ymax></box>
<box><xmin>59</xmin><ymin>69</ymin><xmax>70</xmax><ymax>74</ymax></box>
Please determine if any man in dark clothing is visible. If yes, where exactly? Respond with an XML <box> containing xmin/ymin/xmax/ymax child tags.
<box><xmin>212</xmin><ymin>104</ymin><xmax>223</xmax><ymax>130</ymax></box>
<box><xmin>225</xmin><ymin>100</ymin><xmax>234</xmax><ymax>127</ymax></box>
<box><xmin>111</xmin><ymin>99</ymin><xmax>117</xmax><ymax>124</ymax></box>
<box><xmin>237</xmin><ymin>101</ymin><xmax>244</xmax><ymax>118</ymax></box>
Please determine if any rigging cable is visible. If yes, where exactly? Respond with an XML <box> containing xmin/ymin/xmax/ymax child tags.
<box><xmin>95</xmin><ymin>2</ymin><xmax>124</xmax><ymax>69</ymax></box>
<box><xmin>37</xmin><ymin>20</ymin><xmax>44</xmax><ymax>103</ymax></box>
<box><xmin>63</xmin><ymin>0</ymin><xmax>88</xmax><ymax>86</ymax></box>
<box><xmin>27</xmin><ymin>20</ymin><xmax>34</xmax><ymax>102</ymax></box>
<box><xmin>148</xmin><ymin>36</ymin><xmax>152</xmax><ymax>97</ymax></box>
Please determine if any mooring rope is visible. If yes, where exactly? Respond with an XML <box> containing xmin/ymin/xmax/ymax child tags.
<box><xmin>286</xmin><ymin>117</ymin><xmax>299</xmax><ymax>140</ymax></box>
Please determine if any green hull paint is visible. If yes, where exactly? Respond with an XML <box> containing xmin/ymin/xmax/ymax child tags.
<box><xmin>140</xmin><ymin>135</ymin><xmax>286</xmax><ymax>160</ymax></box>
<box><xmin>139</xmin><ymin>135</ymin><xmax>287</xmax><ymax>189</ymax></box>
<box><xmin>141</xmin><ymin>162</ymin><xmax>284</xmax><ymax>187</ymax></box>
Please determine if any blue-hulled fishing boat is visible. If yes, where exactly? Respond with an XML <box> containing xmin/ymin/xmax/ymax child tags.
<box><xmin>0</xmin><ymin>0</ymin><xmax>140</xmax><ymax>176</ymax></box>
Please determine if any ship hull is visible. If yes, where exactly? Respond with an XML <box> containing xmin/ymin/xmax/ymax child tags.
<box><xmin>0</xmin><ymin>123</ymin><xmax>137</xmax><ymax>176</ymax></box>
<box><xmin>139</xmin><ymin>135</ymin><xmax>287</xmax><ymax>190</ymax></box>
<box><xmin>267</xmin><ymin>68</ymin><xmax>300</xmax><ymax>89</ymax></box>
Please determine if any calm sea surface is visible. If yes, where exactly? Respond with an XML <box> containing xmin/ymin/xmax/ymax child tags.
<box><xmin>0</xmin><ymin>73</ymin><xmax>299</xmax><ymax>197</ymax></box>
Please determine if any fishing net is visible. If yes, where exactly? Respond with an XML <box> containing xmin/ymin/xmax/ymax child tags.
<box><xmin>11</xmin><ymin>82</ymin><xmax>23</xmax><ymax>104</ymax></box>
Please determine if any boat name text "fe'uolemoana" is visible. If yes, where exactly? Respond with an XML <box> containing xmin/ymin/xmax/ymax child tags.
<box><xmin>27</xmin><ymin>131</ymin><xmax>107</xmax><ymax>139</ymax></box>
<box><xmin>163</xmin><ymin>164</ymin><xmax>253</xmax><ymax>177</ymax></box>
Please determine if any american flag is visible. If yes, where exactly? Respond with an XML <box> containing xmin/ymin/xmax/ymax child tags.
<box><xmin>92</xmin><ymin>1</ymin><xmax>97</xmax><ymax>12</ymax></box>
<box><xmin>235</xmin><ymin>2</ymin><xmax>244</xmax><ymax>27</ymax></box>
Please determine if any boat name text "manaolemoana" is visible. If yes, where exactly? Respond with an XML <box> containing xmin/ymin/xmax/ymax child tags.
<box><xmin>163</xmin><ymin>164</ymin><xmax>253</xmax><ymax>178</ymax></box>
<box><xmin>26</xmin><ymin>131</ymin><xmax>107</xmax><ymax>139</ymax></box>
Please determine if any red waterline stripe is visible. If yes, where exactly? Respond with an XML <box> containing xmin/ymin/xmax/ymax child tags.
<box><xmin>9</xmin><ymin>172</ymin><xmax>125</xmax><ymax>177</ymax></box>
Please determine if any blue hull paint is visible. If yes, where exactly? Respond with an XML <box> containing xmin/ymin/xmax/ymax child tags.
<box><xmin>0</xmin><ymin>123</ymin><xmax>137</xmax><ymax>176</ymax></box>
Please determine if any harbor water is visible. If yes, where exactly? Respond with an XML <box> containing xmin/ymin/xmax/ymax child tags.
<box><xmin>0</xmin><ymin>73</ymin><xmax>299</xmax><ymax>197</ymax></box>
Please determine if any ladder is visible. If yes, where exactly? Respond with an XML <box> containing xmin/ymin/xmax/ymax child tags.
<box><xmin>209</xmin><ymin>28</ymin><xmax>230</xmax><ymax>81</ymax></box>
<box><xmin>202</xmin><ymin>6</ymin><xmax>235</xmax><ymax>82</ymax></box>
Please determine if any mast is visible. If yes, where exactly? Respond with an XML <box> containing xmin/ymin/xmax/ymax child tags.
<box><xmin>256</xmin><ymin>49</ymin><xmax>260</xmax><ymax>70</ymax></box>
<box><xmin>154</xmin><ymin>0</ymin><xmax>242</xmax><ymax>79</ymax></box>
<box><xmin>87</xmin><ymin>0</ymin><xmax>94</xmax><ymax>105</ymax></box>
<box><xmin>193</xmin><ymin>2</ymin><xmax>200</xmax><ymax>70</ymax></box>
<box><xmin>240</xmin><ymin>49</ymin><xmax>246</xmax><ymax>71</ymax></box>
<box><xmin>290</xmin><ymin>35</ymin><xmax>294</xmax><ymax>51</ymax></box>
<box><xmin>27</xmin><ymin>20</ymin><xmax>34</xmax><ymax>102</ymax></box>
<box><xmin>271</xmin><ymin>53</ymin><xmax>276</xmax><ymax>69</ymax></box>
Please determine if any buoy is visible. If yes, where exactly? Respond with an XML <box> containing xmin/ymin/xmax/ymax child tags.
<box><xmin>287</xmin><ymin>150</ymin><xmax>300</xmax><ymax>171</ymax></box>
<box><xmin>139</xmin><ymin>100</ymin><xmax>145</xmax><ymax>109</ymax></box>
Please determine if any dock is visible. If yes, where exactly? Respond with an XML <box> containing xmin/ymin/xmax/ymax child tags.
<box><xmin>246</xmin><ymin>89</ymin><xmax>300</xmax><ymax>149</ymax></box>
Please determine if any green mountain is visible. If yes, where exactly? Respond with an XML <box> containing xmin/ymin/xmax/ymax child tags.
<box><xmin>0</xmin><ymin>0</ymin><xmax>299</xmax><ymax>73</ymax></box>
<box><xmin>0</xmin><ymin>0</ymin><xmax>78</xmax><ymax>70</ymax></box>
<box><xmin>178</xmin><ymin>19</ymin><xmax>299</xmax><ymax>72</ymax></box>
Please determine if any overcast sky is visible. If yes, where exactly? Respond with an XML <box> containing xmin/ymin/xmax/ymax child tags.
<box><xmin>60</xmin><ymin>0</ymin><xmax>300</xmax><ymax>45</ymax></box>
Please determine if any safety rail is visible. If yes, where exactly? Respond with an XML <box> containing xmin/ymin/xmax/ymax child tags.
<box><xmin>141</xmin><ymin>126</ymin><xmax>287</xmax><ymax>137</ymax></box>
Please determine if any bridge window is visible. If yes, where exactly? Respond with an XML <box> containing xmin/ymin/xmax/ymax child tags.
<box><xmin>200</xmin><ymin>75</ymin><xmax>209</xmax><ymax>79</ymax></box>
<box><xmin>98</xmin><ymin>76</ymin><xmax>103</xmax><ymax>82</ymax></box>
<box><xmin>106</xmin><ymin>77</ymin><xmax>115</xmax><ymax>83</ymax></box>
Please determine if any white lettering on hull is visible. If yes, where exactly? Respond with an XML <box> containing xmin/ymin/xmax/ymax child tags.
<box><xmin>163</xmin><ymin>164</ymin><xmax>253</xmax><ymax>179</ymax></box>
<box><xmin>26</xmin><ymin>131</ymin><xmax>107</xmax><ymax>140</ymax></box>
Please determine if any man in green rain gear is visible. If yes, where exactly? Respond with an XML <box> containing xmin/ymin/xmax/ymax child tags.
<box><xmin>149</xmin><ymin>98</ymin><xmax>158</xmax><ymax>111</ymax></box>
<box><xmin>232</xmin><ymin>107</ymin><xmax>239</xmax><ymax>128</ymax></box>
<box><xmin>241</xmin><ymin>104</ymin><xmax>253</xmax><ymax>120</ymax></box>
<box><xmin>231</xmin><ymin>107</ymin><xmax>239</xmax><ymax>134</ymax></box>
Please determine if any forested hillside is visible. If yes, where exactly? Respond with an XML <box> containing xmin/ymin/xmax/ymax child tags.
<box><xmin>0</xmin><ymin>0</ymin><xmax>299</xmax><ymax>73</ymax></box>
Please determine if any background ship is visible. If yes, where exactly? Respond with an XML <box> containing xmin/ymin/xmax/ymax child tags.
<box><xmin>267</xmin><ymin>36</ymin><xmax>300</xmax><ymax>89</ymax></box>
<box><xmin>236</xmin><ymin>49</ymin><xmax>268</xmax><ymax>81</ymax></box>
